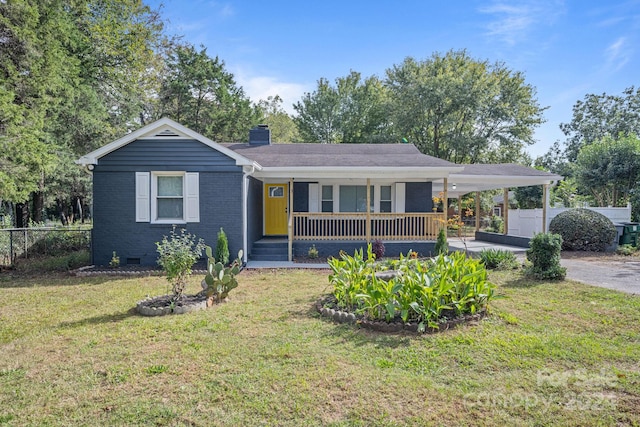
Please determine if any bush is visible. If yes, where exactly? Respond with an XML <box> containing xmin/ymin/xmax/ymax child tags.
<box><xmin>525</xmin><ymin>233</ymin><xmax>566</xmax><ymax>280</ymax></box>
<box><xmin>549</xmin><ymin>208</ymin><xmax>617</xmax><ymax>251</ymax></box>
<box><xmin>479</xmin><ymin>249</ymin><xmax>519</xmax><ymax>270</ymax></box>
<box><xmin>485</xmin><ymin>215</ymin><xmax>504</xmax><ymax>233</ymax></box>
<box><xmin>434</xmin><ymin>228</ymin><xmax>448</xmax><ymax>255</ymax></box>
<box><xmin>156</xmin><ymin>227</ymin><xmax>206</xmax><ymax>300</ymax></box>
<box><xmin>215</xmin><ymin>228</ymin><xmax>230</xmax><ymax>265</ymax></box>
<box><xmin>616</xmin><ymin>244</ymin><xmax>637</xmax><ymax>256</ymax></box>
<box><xmin>372</xmin><ymin>239</ymin><xmax>385</xmax><ymax>259</ymax></box>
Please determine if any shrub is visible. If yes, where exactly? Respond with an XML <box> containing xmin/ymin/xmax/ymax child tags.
<box><xmin>485</xmin><ymin>215</ymin><xmax>504</xmax><ymax>233</ymax></box>
<box><xmin>372</xmin><ymin>239</ymin><xmax>385</xmax><ymax>259</ymax></box>
<box><xmin>307</xmin><ymin>245</ymin><xmax>319</xmax><ymax>259</ymax></box>
<box><xmin>479</xmin><ymin>249</ymin><xmax>519</xmax><ymax>270</ymax></box>
<box><xmin>215</xmin><ymin>228</ymin><xmax>230</xmax><ymax>265</ymax></box>
<box><xmin>434</xmin><ymin>228</ymin><xmax>448</xmax><ymax>255</ymax></box>
<box><xmin>328</xmin><ymin>244</ymin><xmax>495</xmax><ymax>331</ymax></box>
<box><xmin>525</xmin><ymin>233</ymin><xmax>566</xmax><ymax>280</ymax></box>
<box><xmin>549</xmin><ymin>208</ymin><xmax>617</xmax><ymax>251</ymax></box>
<box><xmin>616</xmin><ymin>244</ymin><xmax>637</xmax><ymax>256</ymax></box>
<box><xmin>156</xmin><ymin>227</ymin><xmax>206</xmax><ymax>300</ymax></box>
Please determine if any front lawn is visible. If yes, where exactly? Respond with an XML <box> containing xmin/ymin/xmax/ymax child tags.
<box><xmin>0</xmin><ymin>267</ymin><xmax>639</xmax><ymax>426</ymax></box>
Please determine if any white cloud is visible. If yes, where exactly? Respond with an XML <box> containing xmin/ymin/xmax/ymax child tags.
<box><xmin>605</xmin><ymin>37</ymin><xmax>631</xmax><ymax>71</ymax></box>
<box><xmin>235</xmin><ymin>72</ymin><xmax>312</xmax><ymax>115</ymax></box>
<box><xmin>479</xmin><ymin>0</ymin><xmax>565</xmax><ymax>45</ymax></box>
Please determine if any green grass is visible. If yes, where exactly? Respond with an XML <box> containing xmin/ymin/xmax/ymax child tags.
<box><xmin>0</xmin><ymin>267</ymin><xmax>639</xmax><ymax>426</ymax></box>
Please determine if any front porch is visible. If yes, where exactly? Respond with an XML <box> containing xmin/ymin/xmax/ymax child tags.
<box><xmin>292</xmin><ymin>212</ymin><xmax>445</xmax><ymax>241</ymax></box>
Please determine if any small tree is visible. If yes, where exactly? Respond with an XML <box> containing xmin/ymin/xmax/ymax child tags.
<box><xmin>156</xmin><ymin>227</ymin><xmax>206</xmax><ymax>300</ymax></box>
<box><xmin>216</xmin><ymin>227</ymin><xmax>230</xmax><ymax>265</ymax></box>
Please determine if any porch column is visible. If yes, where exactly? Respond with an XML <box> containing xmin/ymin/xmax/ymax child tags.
<box><xmin>288</xmin><ymin>178</ymin><xmax>293</xmax><ymax>262</ymax></box>
<box><xmin>475</xmin><ymin>191</ymin><xmax>480</xmax><ymax>231</ymax></box>
<box><xmin>366</xmin><ymin>178</ymin><xmax>371</xmax><ymax>244</ymax></box>
<box><xmin>443</xmin><ymin>178</ymin><xmax>448</xmax><ymax>226</ymax></box>
<box><xmin>503</xmin><ymin>187</ymin><xmax>509</xmax><ymax>235</ymax></box>
<box><xmin>542</xmin><ymin>183</ymin><xmax>549</xmax><ymax>233</ymax></box>
<box><xmin>457</xmin><ymin>195</ymin><xmax>462</xmax><ymax>237</ymax></box>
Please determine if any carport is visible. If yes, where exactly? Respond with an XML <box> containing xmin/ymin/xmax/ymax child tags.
<box><xmin>432</xmin><ymin>163</ymin><xmax>563</xmax><ymax>238</ymax></box>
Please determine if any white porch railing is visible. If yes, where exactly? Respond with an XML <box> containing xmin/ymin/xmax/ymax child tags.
<box><xmin>292</xmin><ymin>212</ymin><xmax>445</xmax><ymax>241</ymax></box>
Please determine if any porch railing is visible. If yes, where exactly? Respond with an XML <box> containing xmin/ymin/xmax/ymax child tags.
<box><xmin>292</xmin><ymin>212</ymin><xmax>445</xmax><ymax>241</ymax></box>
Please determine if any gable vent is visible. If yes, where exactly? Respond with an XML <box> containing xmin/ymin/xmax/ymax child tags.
<box><xmin>155</xmin><ymin>129</ymin><xmax>180</xmax><ymax>137</ymax></box>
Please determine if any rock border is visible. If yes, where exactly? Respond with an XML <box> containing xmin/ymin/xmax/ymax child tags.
<box><xmin>315</xmin><ymin>296</ymin><xmax>486</xmax><ymax>333</ymax></box>
<box><xmin>136</xmin><ymin>293</ymin><xmax>228</xmax><ymax>316</ymax></box>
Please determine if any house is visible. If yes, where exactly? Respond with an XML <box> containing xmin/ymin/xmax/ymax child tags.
<box><xmin>77</xmin><ymin>118</ymin><xmax>561</xmax><ymax>265</ymax></box>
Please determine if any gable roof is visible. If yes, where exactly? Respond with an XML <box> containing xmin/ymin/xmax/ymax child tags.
<box><xmin>76</xmin><ymin>117</ymin><xmax>255</xmax><ymax>167</ymax></box>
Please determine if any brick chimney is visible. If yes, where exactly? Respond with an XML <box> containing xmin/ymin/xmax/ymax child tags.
<box><xmin>249</xmin><ymin>124</ymin><xmax>271</xmax><ymax>145</ymax></box>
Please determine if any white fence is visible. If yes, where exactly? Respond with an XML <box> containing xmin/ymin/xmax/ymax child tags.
<box><xmin>507</xmin><ymin>205</ymin><xmax>632</xmax><ymax>238</ymax></box>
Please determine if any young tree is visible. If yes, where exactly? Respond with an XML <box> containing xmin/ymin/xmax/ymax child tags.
<box><xmin>385</xmin><ymin>50</ymin><xmax>545</xmax><ymax>163</ymax></box>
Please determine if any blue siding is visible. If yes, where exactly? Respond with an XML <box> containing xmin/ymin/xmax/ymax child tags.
<box><xmin>97</xmin><ymin>139</ymin><xmax>238</xmax><ymax>172</ymax></box>
<box><xmin>92</xmin><ymin>169</ymin><xmax>244</xmax><ymax>266</ymax></box>
<box><xmin>293</xmin><ymin>241</ymin><xmax>436</xmax><ymax>259</ymax></box>
<box><xmin>405</xmin><ymin>182</ymin><xmax>433</xmax><ymax>212</ymax></box>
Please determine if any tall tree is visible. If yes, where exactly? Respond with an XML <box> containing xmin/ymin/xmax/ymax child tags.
<box><xmin>560</xmin><ymin>87</ymin><xmax>640</xmax><ymax>162</ymax></box>
<box><xmin>293</xmin><ymin>71</ymin><xmax>389</xmax><ymax>143</ymax></box>
<box><xmin>385</xmin><ymin>50</ymin><xmax>545</xmax><ymax>163</ymax></box>
<box><xmin>256</xmin><ymin>96</ymin><xmax>300</xmax><ymax>143</ymax></box>
<box><xmin>573</xmin><ymin>134</ymin><xmax>640</xmax><ymax>207</ymax></box>
<box><xmin>158</xmin><ymin>43</ymin><xmax>260</xmax><ymax>142</ymax></box>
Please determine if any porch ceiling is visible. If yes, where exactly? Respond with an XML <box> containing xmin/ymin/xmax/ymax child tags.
<box><xmin>431</xmin><ymin>164</ymin><xmax>563</xmax><ymax>198</ymax></box>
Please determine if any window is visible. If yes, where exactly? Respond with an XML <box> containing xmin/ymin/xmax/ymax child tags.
<box><xmin>380</xmin><ymin>185</ymin><xmax>392</xmax><ymax>213</ymax></box>
<box><xmin>339</xmin><ymin>185</ymin><xmax>373</xmax><ymax>212</ymax></box>
<box><xmin>136</xmin><ymin>172</ymin><xmax>199</xmax><ymax>223</ymax></box>
<box><xmin>156</xmin><ymin>175</ymin><xmax>184</xmax><ymax>220</ymax></box>
<box><xmin>321</xmin><ymin>185</ymin><xmax>333</xmax><ymax>212</ymax></box>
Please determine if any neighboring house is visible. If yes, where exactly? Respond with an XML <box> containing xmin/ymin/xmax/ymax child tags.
<box><xmin>77</xmin><ymin>118</ymin><xmax>560</xmax><ymax>265</ymax></box>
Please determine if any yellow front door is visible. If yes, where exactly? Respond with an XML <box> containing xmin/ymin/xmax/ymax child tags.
<box><xmin>264</xmin><ymin>183</ymin><xmax>288</xmax><ymax>235</ymax></box>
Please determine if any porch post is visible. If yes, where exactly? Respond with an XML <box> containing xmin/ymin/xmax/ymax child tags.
<box><xmin>366</xmin><ymin>178</ymin><xmax>371</xmax><ymax>244</ymax></box>
<box><xmin>443</xmin><ymin>177</ymin><xmax>448</xmax><ymax>226</ymax></box>
<box><xmin>503</xmin><ymin>187</ymin><xmax>509</xmax><ymax>235</ymax></box>
<box><xmin>457</xmin><ymin>195</ymin><xmax>462</xmax><ymax>237</ymax></box>
<box><xmin>288</xmin><ymin>178</ymin><xmax>293</xmax><ymax>262</ymax></box>
<box><xmin>542</xmin><ymin>183</ymin><xmax>549</xmax><ymax>233</ymax></box>
<box><xmin>475</xmin><ymin>191</ymin><xmax>480</xmax><ymax>231</ymax></box>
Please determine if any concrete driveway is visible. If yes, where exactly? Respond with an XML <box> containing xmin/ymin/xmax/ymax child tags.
<box><xmin>450</xmin><ymin>237</ymin><xmax>640</xmax><ymax>295</ymax></box>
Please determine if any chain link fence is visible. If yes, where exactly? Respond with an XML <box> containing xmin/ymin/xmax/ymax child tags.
<box><xmin>0</xmin><ymin>227</ymin><xmax>91</xmax><ymax>267</ymax></box>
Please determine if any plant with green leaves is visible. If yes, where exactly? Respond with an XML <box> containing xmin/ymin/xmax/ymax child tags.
<box><xmin>434</xmin><ymin>228</ymin><xmax>448</xmax><ymax>255</ymax></box>
<box><xmin>328</xmin><ymin>246</ymin><xmax>495</xmax><ymax>331</ymax></box>
<box><xmin>215</xmin><ymin>227</ymin><xmax>230</xmax><ymax>265</ymax></box>
<box><xmin>203</xmin><ymin>247</ymin><xmax>243</xmax><ymax>301</ymax></box>
<box><xmin>307</xmin><ymin>244</ymin><xmax>319</xmax><ymax>259</ymax></box>
<box><xmin>479</xmin><ymin>249</ymin><xmax>519</xmax><ymax>270</ymax></box>
<box><xmin>156</xmin><ymin>227</ymin><xmax>206</xmax><ymax>300</ymax></box>
<box><xmin>525</xmin><ymin>233</ymin><xmax>566</xmax><ymax>280</ymax></box>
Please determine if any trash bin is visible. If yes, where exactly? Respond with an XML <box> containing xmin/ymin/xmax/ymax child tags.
<box><xmin>619</xmin><ymin>222</ymin><xmax>640</xmax><ymax>247</ymax></box>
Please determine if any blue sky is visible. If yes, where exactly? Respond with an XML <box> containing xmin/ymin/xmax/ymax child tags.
<box><xmin>148</xmin><ymin>0</ymin><xmax>640</xmax><ymax>158</ymax></box>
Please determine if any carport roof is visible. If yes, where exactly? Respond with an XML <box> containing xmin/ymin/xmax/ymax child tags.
<box><xmin>432</xmin><ymin>163</ymin><xmax>563</xmax><ymax>197</ymax></box>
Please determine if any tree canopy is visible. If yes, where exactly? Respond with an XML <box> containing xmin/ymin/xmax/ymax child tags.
<box><xmin>292</xmin><ymin>50</ymin><xmax>545</xmax><ymax>163</ymax></box>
